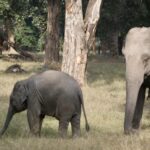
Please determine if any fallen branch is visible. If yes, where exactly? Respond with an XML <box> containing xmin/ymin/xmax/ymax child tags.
<box><xmin>5</xmin><ymin>64</ymin><xmax>27</xmax><ymax>73</ymax></box>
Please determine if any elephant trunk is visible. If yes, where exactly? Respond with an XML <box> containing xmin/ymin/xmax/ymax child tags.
<box><xmin>124</xmin><ymin>58</ymin><xmax>144</xmax><ymax>134</ymax></box>
<box><xmin>0</xmin><ymin>105</ymin><xmax>15</xmax><ymax>136</ymax></box>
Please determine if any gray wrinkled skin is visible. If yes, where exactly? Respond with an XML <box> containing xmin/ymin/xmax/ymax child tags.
<box><xmin>0</xmin><ymin>70</ymin><xmax>90</xmax><ymax>138</ymax></box>
<box><xmin>123</xmin><ymin>27</ymin><xmax>150</xmax><ymax>134</ymax></box>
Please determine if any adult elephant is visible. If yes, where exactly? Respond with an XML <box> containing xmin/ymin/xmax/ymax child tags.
<box><xmin>123</xmin><ymin>27</ymin><xmax>150</xmax><ymax>134</ymax></box>
<box><xmin>0</xmin><ymin>70</ymin><xmax>90</xmax><ymax>138</ymax></box>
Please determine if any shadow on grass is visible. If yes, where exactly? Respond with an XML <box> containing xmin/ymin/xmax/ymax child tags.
<box><xmin>86</xmin><ymin>55</ymin><xmax>125</xmax><ymax>85</ymax></box>
<box><xmin>1</xmin><ymin>55</ymin><xmax>125</xmax><ymax>85</ymax></box>
<box><xmin>142</xmin><ymin>100</ymin><xmax>150</xmax><ymax>130</ymax></box>
<box><xmin>87</xmin><ymin>124</ymin><xmax>124</xmax><ymax>138</ymax></box>
<box><xmin>0</xmin><ymin>114</ymin><xmax>74</xmax><ymax>139</ymax></box>
<box><xmin>41</xmin><ymin>127</ymin><xmax>58</xmax><ymax>139</ymax></box>
<box><xmin>0</xmin><ymin>121</ymin><xmax>59</xmax><ymax>139</ymax></box>
<box><xmin>1</xmin><ymin>127</ymin><xmax>60</xmax><ymax>139</ymax></box>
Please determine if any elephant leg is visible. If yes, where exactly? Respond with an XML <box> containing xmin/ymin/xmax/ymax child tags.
<box><xmin>124</xmin><ymin>58</ymin><xmax>144</xmax><ymax>134</ymax></box>
<box><xmin>132</xmin><ymin>85</ymin><xmax>146</xmax><ymax>129</ymax></box>
<box><xmin>58</xmin><ymin>117</ymin><xmax>69</xmax><ymax>138</ymax></box>
<box><xmin>27</xmin><ymin>110</ymin><xmax>44</xmax><ymax>137</ymax></box>
<box><xmin>71</xmin><ymin>114</ymin><xmax>81</xmax><ymax>138</ymax></box>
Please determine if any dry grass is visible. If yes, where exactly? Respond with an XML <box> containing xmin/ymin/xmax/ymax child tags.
<box><xmin>0</xmin><ymin>55</ymin><xmax>150</xmax><ymax>150</ymax></box>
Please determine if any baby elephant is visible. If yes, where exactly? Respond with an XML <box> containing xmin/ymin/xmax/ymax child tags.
<box><xmin>0</xmin><ymin>70</ymin><xmax>89</xmax><ymax>138</ymax></box>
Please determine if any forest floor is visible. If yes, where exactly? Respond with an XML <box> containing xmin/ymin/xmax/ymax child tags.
<box><xmin>0</xmin><ymin>55</ymin><xmax>150</xmax><ymax>150</ymax></box>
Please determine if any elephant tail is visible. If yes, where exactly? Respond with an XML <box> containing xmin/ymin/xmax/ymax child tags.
<box><xmin>79</xmin><ymin>91</ymin><xmax>90</xmax><ymax>132</ymax></box>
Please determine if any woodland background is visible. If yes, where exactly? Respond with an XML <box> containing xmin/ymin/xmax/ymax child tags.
<box><xmin>0</xmin><ymin>0</ymin><xmax>150</xmax><ymax>57</ymax></box>
<box><xmin>0</xmin><ymin>1</ymin><xmax>150</xmax><ymax>150</ymax></box>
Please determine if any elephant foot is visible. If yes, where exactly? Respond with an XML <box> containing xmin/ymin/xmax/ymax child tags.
<box><xmin>72</xmin><ymin>129</ymin><xmax>81</xmax><ymax>139</ymax></box>
<box><xmin>58</xmin><ymin>119</ymin><xmax>69</xmax><ymax>138</ymax></box>
<box><xmin>124</xmin><ymin>128</ymin><xmax>139</xmax><ymax>135</ymax></box>
<box><xmin>58</xmin><ymin>129</ymin><xmax>68</xmax><ymax>138</ymax></box>
<box><xmin>72</xmin><ymin>133</ymin><xmax>81</xmax><ymax>139</ymax></box>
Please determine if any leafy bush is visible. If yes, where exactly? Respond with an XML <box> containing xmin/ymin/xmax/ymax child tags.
<box><xmin>15</xmin><ymin>24</ymin><xmax>36</xmax><ymax>51</ymax></box>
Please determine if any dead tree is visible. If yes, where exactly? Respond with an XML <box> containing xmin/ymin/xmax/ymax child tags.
<box><xmin>62</xmin><ymin>0</ymin><xmax>103</xmax><ymax>85</ymax></box>
<box><xmin>44</xmin><ymin>0</ymin><xmax>60</xmax><ymax>67</ymax></box>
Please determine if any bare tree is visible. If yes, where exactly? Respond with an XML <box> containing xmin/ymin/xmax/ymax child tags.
<box><xmin>62</xmin><ymin>0</ymin><xmax>103</xmax><ymax>85</ymax></box>
<box><xmin>84</xmin><ymin>0</ymin><xmax>103</xmax><ymax>50</ymax></box>
<box><xmin>44</xmin><ymin>0</ymin><xmax>60</xmax><ymax>67</ymax></box>
<box><xmin>4</xmin><ymin>12</ymin><xmax>18</xmax><ymax>55</ymax></box>
<box><xmin>62</xmin><ymin>0</ymin><xmax>87</xmax><ymax>85</ymax></box>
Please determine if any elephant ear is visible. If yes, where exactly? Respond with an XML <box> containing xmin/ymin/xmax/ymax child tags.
<box><xmin>13</xmin><ymin>80</ymin><xmax>28</xmax><ymax>104</ymax></box>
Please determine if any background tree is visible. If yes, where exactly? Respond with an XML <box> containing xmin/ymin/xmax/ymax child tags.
<box><xmin>0</xmin><ymin>0</ymin><xmax>150</xmax><ymax>64</ymax></box>
<box><xmin>0</xmin><ymin>0</ymin><xmax>47</xmax><ymax>54</ymax></box>
<box><xmin>84</xmin><ymin>0</ymin><xmax>103</xmax><ymax>51</ymax></box>
<box><xmin>97</xmin><ymin>0</ymin><xmax>150</xmax><ymax>55</ymax></box>
<box><xmin>13</xmin><ymin>0</ymin><xmax>47</xmax><ymax>52</ymax></box>
<box><xmin>44</xmin><ymin>0</ymin><xmax>61</xmax><ymax>67</ymax></box>
<box><xmin>97</xmin><ymin>0</ymin><xmax>123</xmax><ymax>55</ymax></box>
<box><xmin>62</xmin><ymin>0</ymin><xmax>103</xmax><ymax>85</ymax></box>
<box><xmin>3</xmin><ymin>8</ymin><xmax>16</xmax><ymax>53</ymax></box>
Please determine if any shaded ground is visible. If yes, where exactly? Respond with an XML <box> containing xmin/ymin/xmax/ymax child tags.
<box><xmin>87</xmin><ymin>55</ymin><xmax>125</xmax><ymax>85</ymax></box>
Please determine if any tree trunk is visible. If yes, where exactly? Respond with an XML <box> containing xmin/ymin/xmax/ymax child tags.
<box><xmin>5</xmin><ymin>17</ymin><xmax>18</xmax><ymax>54</ymax></box>
<box><xmin>62</xmin><ymin>0</ymin><xmax>87</xmax><ymax>85</ymax></box>
<box><xmin>7</xmin><ymin>30</ymin><xmax>18</xmax><ymax>54</ymax></box>
<box><xmin>111</xmin><ymin>30</ymin><xmax>119</xmax><ymax>55</ymax></box>
<box><xmin>62</xmin><ymin>0</ymin><xmax>103</xmax><ymax>85</ymax></box>
<box><xmin>84</xmin><ymin>0</ymin><xmax>103</xmax><ymax>50</ymax></box>
<box><xmin>44</xmin><ymin>0</ymin><xmax>60</xmax><ymax>67</ymax></box>
<box><xmin>0</xmin><ymin>40</ymin><xmax>3</xmax><ymax>55</ymax></box>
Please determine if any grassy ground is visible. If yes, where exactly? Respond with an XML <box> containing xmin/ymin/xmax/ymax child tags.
<box><xmin>0</xmin><ymin>55</ymin><xmax>150</xmax><ymax>150</ymax></box>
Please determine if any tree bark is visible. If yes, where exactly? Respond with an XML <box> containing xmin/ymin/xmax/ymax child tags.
<box><xmin>7</xmin><ymin>30</ymin><xmax>17</xmax><ymax>54</ymax></box>
<box><xmin>5</xmin><ymin>17</ymin><xmax>18</xmax><ymax>55</ymax></box>
<box><xmin>84</xmin><ymin>0</ymin><xmax>103</xmax><ymax>50</ymax></box>
<box><xmin>62</xmin><ymin>0</ymin><xmax>103</xmax><ymax>85</ymax></box>
<box><xmin>0</xmin><ymin>40</ymin><xmax>3</xmax><ymax>55</ymax></box>
<box><xmin>62</xmin><ymin>0</ymin><xmax>87</xmax><ymax>85</ymax></box>
<box><xmin>44</xmin><ymin>0</ymin><xmax>60</xmax><ymax>67</ymax></box>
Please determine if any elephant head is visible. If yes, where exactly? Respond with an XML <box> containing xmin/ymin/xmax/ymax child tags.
<box><xmin>0</xmin><ymin>80</ymin><xmax>28</xmax><ymax>136</ymax></box>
